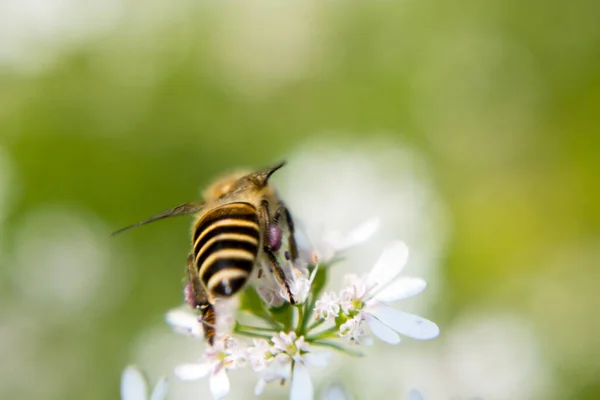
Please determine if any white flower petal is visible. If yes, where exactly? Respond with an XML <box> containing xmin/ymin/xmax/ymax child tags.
<box><xmin>121</xmin><ymin>366</ymin><xmax>148</xmax><ymax>400</ymax></box>
<box><xmin>365</xmin><ymin>314</ymin><xmax>401</xmax><ymax>344</ymax></box>
<box><xmin>325</xmin><ymin>217</ymin><xmax>380</xmax><ymax>253</ymax></box>
<box><xmin>365</xmin><ymin>241</ymin><xmax>409</xmax><ymax>291</ymax></box>
<box><xmin>254</xmin><ymin>379</ymin><xmax>267</xmax><ymax>396</ymax></box>
<box><xmin>339</xmin><ymin>217</ymin><xmax>380</xmax><ymax>251</ymax></box>
<box><xmin>407</xmin><ymin>389</ymin><xmax>425</xmax><ymax>400</ymax></box>
<box><xmin>372</xmin><ymin>277</ymin><xmax>427</xmax><ymax>303</ymax></box>
<box><xmin>174</xmin><ymin>362</ymin><xmax>213</xmax><ymax>381</ymax></box>
<box><xmin>290</xmin><ymin>362</ymin><xmax>313</xmax><ymax>400</ymax></box>
<box><xmin>165</xmin><ymin>308</ymin><xmax>202</xmax><ymax>337</ymax></box>
<box><xmin>322</xmin><ymin>383</ymin><xmax>353</xmax><ymax>400</ymax></box>
<box><xmin>293</xmin><ymin>219</ymin><xmax>314</xmax><ymax>257</ymax></box>
<box><xmin>210</xmin><ymin>366</ymin><xmax>230</xmax><ymax>400</ymax></box>
<box><xmin>315</xmin><ymin>242</ymin><xmax>336</xmax><ymax>264</ymax></box>
<box><xmin>303</xmin><ymin>351</ymin><xmax>332</xmax><ymax>368</ymax></box>
<box><xmin>367</xmin><ymin>304</ymin><xmax>439</xmax><ymax>340</ymax></box>
<box><xmin>149</xmin><ymin>378</ymin><xmax>169</xmax><ymax>400</ymax></box>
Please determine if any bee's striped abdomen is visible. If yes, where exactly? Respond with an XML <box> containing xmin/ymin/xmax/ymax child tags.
<box><xmin>193</xmin><ymin>202</ymin><xmax>260</xmax><ymax>297</ymax></box>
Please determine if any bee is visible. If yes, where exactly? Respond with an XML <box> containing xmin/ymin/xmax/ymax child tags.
<box><xmin>113</xmin><ymin>161</ymin><xmax>298</xmax><ymax>344</ymax></box>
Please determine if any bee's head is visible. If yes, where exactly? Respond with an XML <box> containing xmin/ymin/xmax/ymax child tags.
<box><xmin>249</xmin><ymin>160</ymin><xmax>286</xmax><ymax>187</ymax></box>
<box><xmin>204</xmin><ymin>161</ymin><xmax>286</xmax><ymax>201</ymax></box>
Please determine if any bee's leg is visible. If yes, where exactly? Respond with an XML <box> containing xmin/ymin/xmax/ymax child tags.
<box><xmin>186</xmin><ymin>254</ymin><xmax>216</xmax><ymax>345</ymax></box>
<box><xmin>261</xmin><ymin>200</ymin><xmax>296</xmax><ymax>305</ymax></box>
<box><xmin>273</xmin><ymin>203</ymin><xmax>298</xmax><ymax>261</ymax></box>
<box><xmin>265</xmin><ymin>249</ymin><xmax>296</xmax><ymax>305</ymax></box>
<box><xmin>200</xmin><ymin>302</ymin><xmax>216</xmax><ymax>346</ymax></box>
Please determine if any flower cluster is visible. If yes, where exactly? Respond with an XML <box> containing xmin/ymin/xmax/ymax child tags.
<box><xmin>313</xmin><ymin>241</ymin><xmax>439</xmax><ymax>345</ymax></box>
<box><xmin>170</xmin><ymin>330</ymin><xmax>330</xmax><ymax>399</ymax></box>
<box><xmin>125</xmin><ymin>219</ymin><xmax>439</xmax><ymax>400</ymax></box>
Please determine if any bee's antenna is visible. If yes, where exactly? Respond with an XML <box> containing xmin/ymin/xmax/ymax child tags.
<box><xmin>254</xmin><ymin>160</ymin><xmax>286</xmax><ymax>186</ymax></box>
<box><xmin>112</xmin><ymin>201</ymin><xmax>204</xmax><ymax>236</ymax></box>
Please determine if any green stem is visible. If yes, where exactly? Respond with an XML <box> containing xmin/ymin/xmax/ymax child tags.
<box><xmin>305</xmin><ymin>318</ymin><xmax>326</xmax><ymax>334</ymax></box>
<box><xmin>302</xmin><ymin>294</ymin><xmax>317</xmax><ymax>333</ymax></box>
<box><xmin>253</xmin><ymin>312</ymin><xmax>284</xmax><ymax>331</ymax></box>
<box><xmin>235</xmin><ymin>323</ymin><xmax>278</xmax><ymax>334</ymax></box>
<box><xmin>301</xmin><ymin>263</ymin><xmax>328</xmax><ymax>332</ymax></box>
<box><xmin>312</xmin><ymin>340</ymin><xmax>364</xmax><ymax>357</ymax></box>
<box><xmin>233</xmin><ymin>327</ymin><xmax>274</xmax><ymax>340</ymax></box>
<box><xmin>296</xmin><ymin>304</ymin><xmax>306</xmax><ymax>335</ymax></box>
<box><xmin>306</xmin><ymin>326</ymin><xmax>338</xmax><ymax>341</ymax></box>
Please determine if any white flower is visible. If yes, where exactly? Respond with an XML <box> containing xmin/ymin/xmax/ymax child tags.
<box><xmin>254</xmin><ymin>256</ymin><xmax>317</xmax><ymax>306</ymax></box>
<box><xmin>120</xmin><ymin>366</ymin><xmax>168</xmax><ymax>400</ymax></box>
<box><xmin>314</xmin><ymin>292</ymin><xmax>340</xmax><ymax>321</ymax></box>
<box><xmin>338</xmin><ymin>274</ymin><xmax>367</xmax><ymax>315</ymax></box>
<box><xmin>255</xmin><ymin>274</ymin><xmax>287</xmax><ymax>308</ymax></box>
<box><xmin>254</xmin><ymin>258</ymin><xmax>310</xmax><ymax>307</ymax></box>
<box><xmin>166</xmin><ymin>299</ymin><xmax>237</xmax><ymax>339</ymax></box>
<box><xmin>255</xmin><ymin>332</ymin><xmax>332</xmax><ymax>400</ymax></box>
<box><xmin>281</xmin><ymin>262</ymin><xmax>319</xmax><ymax>305</ymax></box>
<box><xmin>253</xmin><ymin>361</ymin><xmax>291</xmax><ymax>397</ymax></box>
<box><xmin>297</xmin><ymin>217</ymin><xmax>380</xmax><ymax>264</ymax></box>
<box><xmin>165</xmin><ymin>307</ymin><xmax>202</xmax><ymax>338</ymax></box>
<box><xmin>339</xmin><ymin>316</ymin><xmax>372</xmax><ymax>346</ymax></box>
<box><xmin>271</xmin><ymin>331</ymin><xmax>307</xmax><ymax>356</ymax></box>
<box><xmin>174</xmin><ymin>337</ymin><xmax>247</xmax><ymax>400</ymax></box>
<box><xmin>339</xmin><ymin>241</ymin><xmax>439</xmax><ymax>344</ymax></box>
<box><xmin>247</xmin><ymin>339</ymin><xmax>272</xmax><ymax>372</ymax></box>
<box><xmin>321</xmin><ymin>383</ymin><xmax>353</xmax><ymax>400</ymax></box>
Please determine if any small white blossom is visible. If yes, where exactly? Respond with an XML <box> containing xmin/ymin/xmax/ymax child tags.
<box><xmin>338</xmin><ymin>290</ymin><xmax>355</xmax><ymax>316</ymax></box>
<box><xmin>271</xmin><ymin>331</ymin><xmax>303</xmax><ymax>355</ymax></box>
<box><xmin>165</xmin><ymin>307</ymin><xmax>202</xmax><ymax>338</ymax></box>
<box><xmin>338</xmin><ymin>241</ymin><xmax>439</xmax><ymax>344</ymax></box>
<box><xmin>281</xmin><ymin>267</ymin><xmax>310</xmax><ymax>305</ymax></box>
<box><xmin>166</xmin><ymin>298</ymin><xmax>237</xmax><ymax>340</ymax></box>
<box><xmin>247</xmin><ymin>339</ymin><xmax>272</xmax><ymax>372</ymax></box>
<box><xmin>337</xmin><ymin>274</ymin><xmax>368</xmax><ymax>316</ymax></box>
<box><xmin>254</xmin><ymin>362</ymin><xmax>291</xmax><ymax>396</ymax></box>
<box><xmin>314</xmin><ymin>292</ymin><xmax>340</xmax><ymax>321</ymax></box>
<box><xmin>225</xmin><ymin>339</ymin><xmax>248</xmax><ymax>369</ymax></box>
<box><xmin>175</xmin><ymin>337</ymin><xmax>247</xmax><ymax>400</ymax></box>
<box><xmin>255</xmin><ymin>258</ymin><xmax>311</xmax><ymax>307</ymax></box>
<box><xmin>255</xmin><ymin>332</ymin><xmax>331</xmax><ymax>400</ymax></box>
<box><xmin>256</xmin><ymin>277</ymin><xmax>287</xmax><ymax>308</ymax></box>
<box><xmin>120</xmin><ymin>366</ymin><xmax>168</xmax><ymax>400</ymax></box>
<box><xmin>339</xmin><ymin>316</ymin><xmax>372</xmax><ymax>346</ymax></box>
<box><xmin>281</xmin><ymin>262</ymin><xmax>319</xmax><ymax>305</ymax></box>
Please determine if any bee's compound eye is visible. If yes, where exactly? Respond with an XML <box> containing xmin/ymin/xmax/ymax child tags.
<box><xmin>268</xmin><ymin>224</ymin><xmax>283</xmax><ymax>251</ymax></box>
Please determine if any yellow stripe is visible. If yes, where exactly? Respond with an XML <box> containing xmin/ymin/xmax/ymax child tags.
<box><xmin>199</xmin><ymin>248</ymin><xmax>255</xmax><ymax>276</ymax></box>
<box><xmin>195</xmin><ymin>233</ymin><xmax>258</xmax><ymax>260</ymax></box>
<box><xmin>194</xmin><ymin>219</ymin><xmax>259</xmax><ymax>247</ymax></box>
<box><xmin>206</xmin><ymin>268</ymin><xmax>249</xmax><ymax>292</ymax></box>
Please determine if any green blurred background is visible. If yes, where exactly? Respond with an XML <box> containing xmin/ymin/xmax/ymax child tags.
<box><xmin>1</xmin><ymin>1</ymin><xmax>598</xmax><ymax>399</ymax></box>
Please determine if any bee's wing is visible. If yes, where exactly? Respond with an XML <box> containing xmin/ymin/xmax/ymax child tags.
<box><xmin>112</xmin><ymin>201</ymin><xmax>204</xmax><ymax>235</ymax></box>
